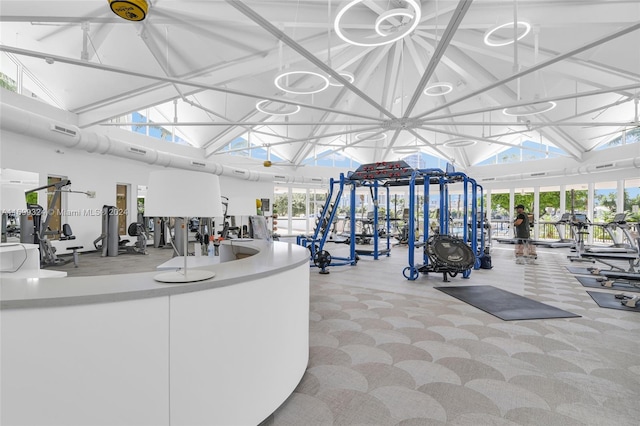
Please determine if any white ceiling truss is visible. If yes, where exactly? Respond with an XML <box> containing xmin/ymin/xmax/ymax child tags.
<box><xmin>1</xmin><ymin>0</ymin><xmax>639</xmax><ymax>170</ymax></box>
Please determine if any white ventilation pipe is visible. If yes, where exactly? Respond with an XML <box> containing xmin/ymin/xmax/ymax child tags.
<box><xmin>0</xmin><ymin>103</ymin><xmax>326</xmax><ymax>185</ymax></box>
<box><xmin>478</xmin><ymin>157</ymin><xmax>639</xmax><ymax>183</ymax></box>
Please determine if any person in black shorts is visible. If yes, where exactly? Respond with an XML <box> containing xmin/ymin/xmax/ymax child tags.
<box><xmin>513</xmin><ymin>204</ymin><xmax>534</xmax><ymax>264</ymax></box>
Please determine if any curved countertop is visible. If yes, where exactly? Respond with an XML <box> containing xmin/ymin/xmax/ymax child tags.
<box><xmin>1</xmin><ymin>239</ymin><xmax>311</xmax><ymax>426</ymax></box>
<box><xmin>0</xmin><ymin>240</ymin><xmax>310</xmax><ymax>309</ymax></box>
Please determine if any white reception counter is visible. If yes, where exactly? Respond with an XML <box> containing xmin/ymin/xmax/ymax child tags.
<box><xmin>0</xmin><ymin>240</ymin><xmax>310</xmax><ymax>426</ymax></box>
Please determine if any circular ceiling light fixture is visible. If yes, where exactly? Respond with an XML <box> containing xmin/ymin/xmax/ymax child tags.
<box><xmin>443</xmin><ymin>138</ymin><xmax>477</xmax><ymax>148</ymax></box>
<box><xmin>392</xmin><ymin>146</ymin><xmax>420</xmax><ymax>154</ymax></box>
<box><xmin>274</xmin><ymin>70</ymin><xmax>329</xmax><ymax>95</ymax></box>
<box><xmin>255</xmin><ymin>100</ymin><xmax>301</xmax><ymax>116</ymax></box>
<box><xmin>335</xmin><ymin>0</ymin><xmax>421</xmax><ymax>47</ymax></box>
<box><xmin>484</xmin><ymin>21</ymin><xmax>531</xmax><ymax>47</ymax></box>
<box><xmin>503</xmin><ymin>101</ymin><xmax>556</xmax><ymax>116</ymax></box>
<box><xmin>327</xmin><ymin>71</ymin><xmax>355</xmax><ymax>87</ymax></box>
<box><xmin>375</xmin><ymin>8</ymin><xmax>415</xmax><ymax>36</ymax></box>
<box><xmin>108</xmin><ymin>0</ymin><xmax>149</xmax><ymax>21</ymax></box>
<box><xmin>423</xmin><ymin>82</ymin><xmax>453</xmax><ymax>96</ymax></box>
<box><xmin>355</xmin><ymin>132</ymin><xmax>387</xmax><ymax>142</ymax></box>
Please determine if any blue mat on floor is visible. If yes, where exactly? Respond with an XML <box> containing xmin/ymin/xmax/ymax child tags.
<box><xmin>435</xmin><ymin>285</ymin><xmax>580</xmax><ymax>321</ymax></box>
<box><xmin>587</xmin><ymin>291</ymin><xmax>640</xmax><ymax>312</ymax></box>
<box><xmin>576</xmin><ymin>276</ymin><xmax>640</xmax><ymax>293</ymax></box>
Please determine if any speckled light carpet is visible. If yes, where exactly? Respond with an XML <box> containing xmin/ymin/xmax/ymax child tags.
<box><xmin>261</xmin><ymin>243</ymin><xmax>640</xmax><ymax>426</ymax></box>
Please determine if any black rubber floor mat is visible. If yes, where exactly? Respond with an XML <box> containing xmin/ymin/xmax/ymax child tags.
<box><xmin>587</xmin><ymin>291</ymin><xmax>640</xmax><ymax>312</ymax></box>
<box><xmin>566</xmin><ymin>266</ymin><xmax>598</xmax><ymax>275</ymax></box>
<box><xmin>576</xmin><ymin>276</ymin><xmax>640</xmax><ymax>293</ymax></box>
<box><xmin>435</xmin><ymin>285</ymin><xmax>580</xmax><ymax>321</ymax></box>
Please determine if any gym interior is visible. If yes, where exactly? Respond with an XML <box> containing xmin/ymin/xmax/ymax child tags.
<box><xmin>1</xmin><ymin>1</ymin><xmax>640</xmax><ymax>425</ymax></box>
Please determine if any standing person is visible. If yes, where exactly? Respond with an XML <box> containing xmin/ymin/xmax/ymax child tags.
<box><xmin>513</xmin><ymin>204</ymin><xmax>531</xmax><ymax>264</ymax></box>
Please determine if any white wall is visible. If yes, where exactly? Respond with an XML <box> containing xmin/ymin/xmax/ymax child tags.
<box><xmin>0</xmin><ymin>129</ymin><xmax>276</xmax><ymax>255</ymax></box>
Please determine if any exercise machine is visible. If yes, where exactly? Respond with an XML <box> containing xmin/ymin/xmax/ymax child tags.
<box><xmin>20</xmin><ymin>179</ymin><xmax>78</xmax><ymax>267</ymax></box>
<box><xmin>567</xmin><ymin>214</ymin><xmax>591</xmax><ymax>262</ymax></box>
<box><xmin>419</xmin><ymin>234</ymin><xmax>477</xmax><ymax>282</ymax></box>
<box><xmin>93</xmin><ymin>205</ymin><xmax>146</xmax><ymax>256</ymax></box>
<box><xmin>537</xmin><ymin>213</ymin><xmax>575</xmax><ymax>248</ymax></box>
<box><xmin>400</xmin><ymin>165</ymin><xmax>484</xmax><ymax>281</ymax></box>
<box><xmin>615</xmin><ymin>292</ymin><xmax>640</xmax><ymax>308</ymax></box>
<box><xmin>586</xmin><ymin>213</ymin><xmax>638</xmax><ymax>253</ymax></box>
<box><xmin>296</xmin><ymin>173</ymin><xmax>359</xmax><ymax>274</ymax></box>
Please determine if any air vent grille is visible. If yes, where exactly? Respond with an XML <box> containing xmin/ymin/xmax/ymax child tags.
<box><xmin>595</xmin><ymin>163</ymin><xmax>614</xmax><ymax>169</ymax></box>
<box><xmin>233</xmin><ymin>169</ymin><xmax>246</xmax><ymax>175</ymax></box>
<box><xmin>50</xmin><ymin>124</ymin><xmax>77</xmax><ymax>137</ymax></box>
<box><xmin>481</xmin><ymin>177</ymin><xmax>495</xmax><ymax>181</ymax></box>
<box><xmin>530</xmin><ymin>172</ymin><xmax>547</xmax><ymax>177</ymax></box>
<box><xmin>127</xmin><ymin>147</ymin><xmax>147</xmax><ymax>155</ymax></box>
<box><xmin>191</xmin><ymin>161</ymin><xmax>206</xmax><ymax>167</ymax></box>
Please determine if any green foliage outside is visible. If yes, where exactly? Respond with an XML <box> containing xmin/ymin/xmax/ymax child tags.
<box><xmin>0</xmin><ymin>73</ymin><xmax>17</xmax><ymax>91</ymax></box>
<box><xmin>490</xmin><ymin>189</ymin><xmax>640</xmax><ymax>222</ymax></box>
<box><xmin>26</xmin><ymin>192</ymin><xmax>38</xmax><ymax>205</ymax></box>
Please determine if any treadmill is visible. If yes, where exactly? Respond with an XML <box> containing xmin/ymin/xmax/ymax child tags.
<box><xmin>538</xmin><ymin>213</ymin><xmax>575</xmax><ymax>248</ymax></box>
<box><xmin>586</xmin><ymin>213</ymin><xmax>637</xmax><ymax>254</ymax></box>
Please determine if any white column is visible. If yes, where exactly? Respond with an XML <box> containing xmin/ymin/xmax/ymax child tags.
<box><xmin>617</xmin><ymin>179</ymin><xmax>624</xmax><ymax>213</ymax></box>
<box><xmin>509</xmin><ymin>188</ymin><xmax>515</xmax><ymax>223</ymax></box>
<box><xmin>560</xmin><ymin>185</ymin><xmax>566</xmax><ymax>214</ymax></box>
<box><xmin>287</xmin><ymin>187</ymin><xmax>293</xmax><ymax>236</ymax></box>
<box><xmin>588</xmin><ymin>182</ymin><xmax>595</xmax><ymax>245</ymax></box>
<box><xmin>534</xmin><ymin>186</ymin><xmax>540</xmax><ymax>240</ymax></box>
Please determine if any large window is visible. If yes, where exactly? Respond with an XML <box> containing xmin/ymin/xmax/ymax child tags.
<box><xmin>595</xmin><ymin>128</ymin><xmax>640</xmax><ymax>150</ymax></box>
<box><xmin>594</xmin><ymin>181</ymin><xmax>617</xmax><ymax>221</ymax></box>
<box><xmin>624</xmin><ymin>178</ymin><xmax>640</xmax><ymax>221</ymax></box>
<box><xmin>565</xmin><ymin>185</ymin><xmax>588</xmax><ymax>215</ymax></box>
<box><xmin>477</xmin><ymin>141</ymin><xmax>566</xmax><ymax>165</ymax></box>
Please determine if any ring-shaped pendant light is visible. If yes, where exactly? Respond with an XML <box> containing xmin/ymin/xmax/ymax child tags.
<box><xmin>443</xmin><ymin>138</ymin><xmax>477</xmax><ymax>148</ymax></box>
<box><xmin>393</xmin><ymin>146</ymin><xmax>420</xmax><ymax>154</ymax></box>
<box><xmin>335</xmin><ymin>0</ymin><xmax>421</xmax><ymax>47</ymax></box>
<box><xmin>274</xmin><ymin>70</ymin><xmax>330</xmax><ymax>95</ymax></box>
<box><xmin>327</xmin><ymin>71</ymin><xmax>356</xmax><ymax>87</ymax></box>
<box><xmin>484</xmin><ymin>21</ymin><xmax>531</xmax><ymax>47</ymax></box>
<box><xmin>503</xmin><ymin>101</ymin><xmax>556</xmax><ymax>116</ymax></box>
<box><xmin>423</xmin><ymin>82</ymin><xmax>453</xmax><ymax>96</ymax></box>
<box><xmin>255</xmin><ymin>100</ymin><xmax>301</xmax><ymax>116</ymax></box>
<box><xmin>375</xmin><ymin>8</ymin><xmax>415</xmax><ymax>36</ymax></box>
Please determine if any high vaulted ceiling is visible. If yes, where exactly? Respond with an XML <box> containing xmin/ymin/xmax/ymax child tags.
<box><xmin>1</xmin><ymin>0</ymin><xmax>639</xmax><ymax>170</ymax></box>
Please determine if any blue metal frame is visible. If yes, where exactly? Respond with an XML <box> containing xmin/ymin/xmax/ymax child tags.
<box><xmin>296</xmin><ymin>173</ymin><xmax>358</xmax><ymax>271</ymax></box>
<box><xmin>402</xmin><ymin>167</ymin><xmax>484</xmax><ymax>281</ymax></box>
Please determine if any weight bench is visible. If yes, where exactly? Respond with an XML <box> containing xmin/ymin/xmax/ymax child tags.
<box><xmin>60</xmin><ymin>224</ymin><xmax>83</xmax><ymax>267</ymax></box>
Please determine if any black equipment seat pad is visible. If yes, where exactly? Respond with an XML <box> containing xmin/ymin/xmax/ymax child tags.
<box><xmin>60</xmin><ymin>223</ymin><xmax>76</xmax><ymax>240</ymax></box>
<box><xmin>128</xmin><ymin>222</ymin><xmax>144</xmax><ymax>237</ymax></box>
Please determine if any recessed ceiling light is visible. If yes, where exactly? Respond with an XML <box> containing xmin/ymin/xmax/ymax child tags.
<box><xmin>255</xmin><ymin>100</ymin><xmax>301</xmax><ymax>116</ymax></box>
<box><xmin>327</xmin><ymin>71</ymin><xmax>355</xmax><ymax>87</ymax></box>
<box><xmin>335</xmin><ymin>0</ymin><xmax>421</xmax><ymax>47</ymax></box>
<box><xmin>355</xmin><ymin>132</ymin><xmax>387</xmax><ymax>141</ymax></box>
<box><xmin>443</xmin><ymin>139</ymin><xmax>477</xmax><ymax>148</ymax></box>
<box><xmin>274</xmin><ymin>70</ymin><xmax>329</xmax><ymax>95</ymax></box>
<box><xmin>484</xmin><ymin>21</ymin><xmax>531</xmax><ymax>47</ymax></box>
<box><xmin>503</xmin><ymin>101</ymin><xmax>556</xmax><ymax>116</ymax></box>
<box><xmin>424</xmin><ymin>82</ymin><xmax>453</xmax><ymax>96</ymax></box>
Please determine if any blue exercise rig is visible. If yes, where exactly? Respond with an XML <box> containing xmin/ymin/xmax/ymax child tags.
<box><xmin>297</xmin><ymin>161</ymin><xmax>488</xmax><ymax>280</ymax></box>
